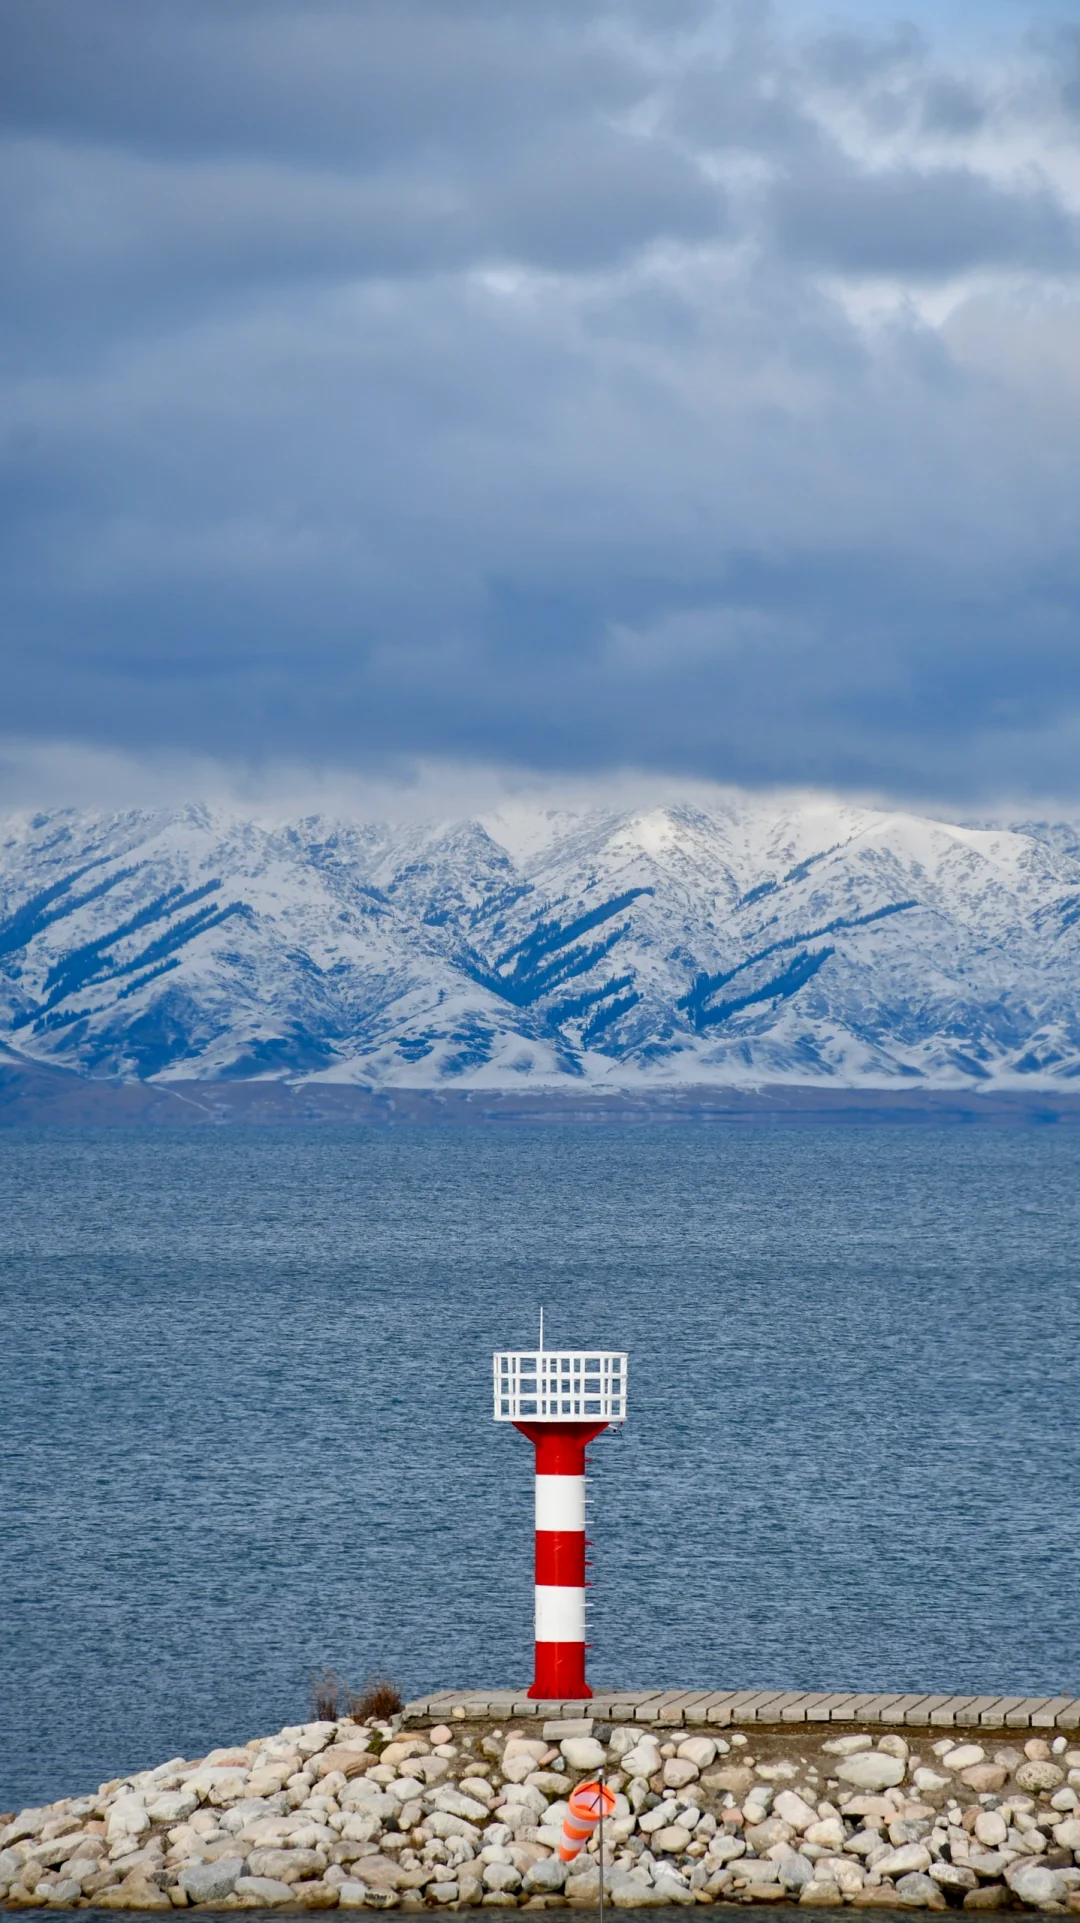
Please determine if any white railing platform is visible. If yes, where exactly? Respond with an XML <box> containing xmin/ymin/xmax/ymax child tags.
<box><xmin>493</xmin><ymin>1349</ymin><xmax>627</xmax><ymax>1422</ymax></box>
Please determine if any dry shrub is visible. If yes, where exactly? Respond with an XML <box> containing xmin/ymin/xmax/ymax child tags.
<box><xmin>309</xmin><ymin>1666</ymin><xmax>403</xmax><ymax>1724</ymax></box>
<box><xmin>346</xmin><ymin>1675</ymin><xmax>403</xmax><ymax>1722</ymax></box>
<box><xmin>310</xmin><ymin>1666</ymin><xmax>345</xmax><ymax>1721</ymax></box>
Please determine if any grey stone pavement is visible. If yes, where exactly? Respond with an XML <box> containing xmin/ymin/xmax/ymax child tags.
<box><xmin>402</xmin><ymin>1689</ymin><xmax>1080</xmax><ymax>1729</ymax></box>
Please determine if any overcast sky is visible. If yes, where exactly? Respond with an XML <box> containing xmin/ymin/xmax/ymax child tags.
<box><xmin>4</xmin><ymin>0</ymin><xmax>1080</xmax><ymax>812</ymax></box>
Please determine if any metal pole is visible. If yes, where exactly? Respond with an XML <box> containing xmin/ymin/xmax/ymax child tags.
<box><xmin>597</xmin><ymin>1767</ymin><xmax>604</xmax><ymax>1923</ymax></box>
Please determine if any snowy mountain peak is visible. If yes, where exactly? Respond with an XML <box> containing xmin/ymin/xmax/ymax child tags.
<box><xmin>2</xmin><ymin>795</ymin><xmax>1079</xmax><ymax>1091</ymax></box>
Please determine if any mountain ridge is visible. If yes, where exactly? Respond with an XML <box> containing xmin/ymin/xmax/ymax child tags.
<box><xmin>3</xmin><ymin>795</ymin><xmax>1080</xmax><ymax>1092</ymax></box>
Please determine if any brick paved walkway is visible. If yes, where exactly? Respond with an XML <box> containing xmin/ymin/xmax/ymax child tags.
<box><xmin>401</xmin><ymin>1688</ymin><xmax>1080</xmax><ymax>1729</ymax></box>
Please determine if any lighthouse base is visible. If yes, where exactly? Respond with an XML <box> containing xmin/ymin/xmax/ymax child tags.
<box><xmin>528</xmin><ymin>1644</ymin><xmax>592</xmax><ymax>1699</ymax></box>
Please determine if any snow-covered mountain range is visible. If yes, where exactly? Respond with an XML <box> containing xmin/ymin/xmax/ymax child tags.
<box><xmin>3</xmin><ymin>795</ymin><xmax>1080</xmax><ymax>1092</ymax></box>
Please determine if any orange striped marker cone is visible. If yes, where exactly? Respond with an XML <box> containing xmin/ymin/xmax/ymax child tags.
<box><xmin>558</xmin><ymin>1779</ymin><xmax>617</xmax><ymax>1863</ymax></box>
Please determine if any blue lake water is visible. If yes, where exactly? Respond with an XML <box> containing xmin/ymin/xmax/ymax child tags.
<box><xmin>2</xmin><ymin>1123</ymin><xmax>1078</xmax><ymax>1815</ymax></box>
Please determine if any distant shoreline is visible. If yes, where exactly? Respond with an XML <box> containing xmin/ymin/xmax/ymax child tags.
<box><xmin>4</xmin><ymin>1057</ymin><xmax>1080</xmax><ymax>1126</ymax></box>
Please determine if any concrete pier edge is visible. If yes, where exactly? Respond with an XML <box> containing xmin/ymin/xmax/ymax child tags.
<box><xmin>401</xmin><ymin>1689</ymin><xmax>1080</xmax><ymax>1730</ymax></box>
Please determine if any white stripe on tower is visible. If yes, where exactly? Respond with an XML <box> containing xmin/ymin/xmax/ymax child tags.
<box><xmin>535</xmin><ymin>1474</ymin><xmax>585</xmax><ymax>1531</ymax></box>
<box><xmin>535</xmin><ymin>1583</ymin><xmax>586</xmax><ymax>1642</ymax></box>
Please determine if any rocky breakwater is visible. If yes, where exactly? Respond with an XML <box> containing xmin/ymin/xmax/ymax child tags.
<box><xmin>2</xmin><ymin>1717</ymin><xmax>1080</xmax><ymax>1912</ymax></box>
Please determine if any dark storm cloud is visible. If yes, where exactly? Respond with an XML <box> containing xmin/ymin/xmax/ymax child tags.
<box><xmin>773</xmin><ymin>162</ymin><xmax>1078</xmax><ymax>276</ymax></box>
<box><xmin>2</xmin><ymin>0</ymin><xmax>1080</xmax><ymax>802</ymax></box>
<box><xmin>0</xmin><ymin>0</ymin><xmax>645</xmax><ymax>164</ymax></box>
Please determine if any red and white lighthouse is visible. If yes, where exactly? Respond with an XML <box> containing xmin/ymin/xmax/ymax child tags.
<box><xmin>494</xmin><ymin>1332</ymin><xmax>628</xmax><ymax>1700</ymax></box>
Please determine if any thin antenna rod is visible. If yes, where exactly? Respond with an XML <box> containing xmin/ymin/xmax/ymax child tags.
<box><xmin>539</xmin><ymin>1306</ymin><xmax>544</xmax><ymax>1351</ymax></box>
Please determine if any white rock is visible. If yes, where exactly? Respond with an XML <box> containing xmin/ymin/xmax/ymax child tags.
<box><xmin>639</xmin><ymin>1801</ymin><xmax>679</xmax><ymax>1835</ymax></box>
<box><xmin>105</xmin><ymin>1798</ymin><xmax>150</xmax><ymax>1841</ymax></box>
<box><xmin>339</xmin><ymin>1784</ymin><xmax>396</xmax><ymax>1821</ymax></box>
<box><xmin>544</xmin><ymin>1719</ymin><xmax>593</xmax><ymax>1741</ymax></box>
<box><xmin>499</xmin><ymin>1784</ymin><xmax>546</xmax><ymax>1819</ymax></box>
<box><xmin>1053</xmin><ymin>1818</ymin><xmax>1080</xmax><ymax>1851</ymax></box>
<box><xmin>532</xmin><ymin>1826</ymin><xmax>564</xmax><ymax>1851</ymax></box>
<box><xmin>941</xmin><ymin>1745</ymin><xmax>985</xmax><ymax>1772</ymax></box>
<box><xmin>970</xmin><ymin>1849</ymin><xmax>1009</xmax><ymax>1878</ymax></box>
<box><xmin>223</xmin><ymin>1799</ymin><xmax>276</xmax><ymax>1833</ymax></box>
<box><xmin>386</xmin><ymin>1776</ymin><xmax>425</xmax><ymax>1804</ymax></box>
<box><xmin>379</xmin><ymin>1741</ymin><xmax>427</xmax><ymax>1770</ymax></box>
<box><xmin>662</xmin><ymin>1757</ymin><xmax>699</xmax><ymax>1790</ymax></box>
<box><xmin>1007</xmin><ymin>1861</ymin><xmax>1066</xmax><ymax>1906</ymax></box>
<box><xmin>179</xmin><ymin>1855</ymin><xmax>247</xmax><ymax>1903</ymax></box>
<box><xmin>564</xmin><ymin>1865</ymin><xmax>602</xmax><ymax>1902</ymax></box>
<box><xmin>296</xmin><ymin>1723</ymin><xmax>338</xmax><ymax>1758</ymax></box>
<box><xmin>813</xmin><ymin>1856</ymin><xmax>865</xmax><ymax>1895</ymax></box>
<box><xmin>800</xmin><ymin>1879</ymin><xmax>844</xmax><ymax>1905</ymax></box>
<box><xmin>560</xmin><ymin>1736</ymin><xmax>606</xmax><ymax>1771</ymax></box>
<box><xmin>0</xmin><ymin>1847</ymin><xmax>26</xmax><ymax>1888</ymax></box>
<box><xmin>895</xmin><ymin>1870</ymin><xmax>946</xmax><ymax>1907</ymax></box>
<box><xmin>652</xmin><ymin>1868</ymin><xmax>697</xmax><ymax>1904</ymax></box>
<box><xmin>776</xmin><ymin>1850</ymin><xmax>815</xmax><ymax>1892</ymax></box>
<box><xmin>929</xmin><ymin>1864</ymin><xmax>977</xmax><ymax>1893</ymax></box>
<box><xmin>233</xmin><ymin>1876</ymin><xmax>295</xmax><ymax>1905</ymax></box>
<box><xmin>146</xmin><ymin>1792</ymin><xmax>198</xmax><ymax>1825</ymax></box>
<box><xmin>436</xmin><ymin>1788</ymin><xmax>491</xmax><ymax>1824</ymax></box>
<box><xmin>874</xmin><ymin>1843</ymin><xmax>932</xmax><ymax>1878</ymax></box>
<box><xmin>483</xmin><ymin>1861</ymin><xmax>521</xmax><ymax>1891</ymax></box>
<box><xmin>705</xmin><ymin>1837</ymin><xmax>746</xmax><ymax>1866</ymax></box>
<box><xmin>743</xmin><ymin>1804</ymin><xmax>774</xmax><ymax>1833</ymax></box>
<box><xmin>610</xmin><ymin>1877</ymin><xmax>661</xmax><ymax>1907</ymax></box>
<box><xmin>652</xmin><ymin>1824</ymin><xmax>693</xmax><ymax>1853</ymax></box>
<box><xmin>621</xmin><ymin>1740</ymin><xmax>662</xmax><ymax>1779</ymax></box>
<box><xmin>677</xmin><ymin>1737</ymin><xmax>717</xmax><ymax>1770</ymax></box>
<box><xmin>246</xmin><ymin>1848</ymin><xmax>325</xmax><ymax>1883</ymax></box>
<box><xmin>1</xmin><ymin>1811</ymin><xmax>48</xmax><ymax>1847</ymax></box>
<box><xmin>805</xmin><ymin>1818</ymin><xmax>845</xmax><ymax>1850</ymax></box>
<box><xmin>526</xmin><ymin>1770</ymin><xmax>571</xmax><ymax>1797</ymax></box>
<box><xmin>426</xmin><ymin>1811</ymin><xmax>481</xmax><ymax>1842</ymax></box>
<box><xmin>522</xmin><ymin>1858</ymin><xmax>567</xmax><ymax>1893</ymax></box>
<box><xmin>913</xmin><ymin>1768</ymin><xmax>950</xmax><ymax>1793</ymax></box>
<box><xmin>652</xmin><ymin>1871</ymin><xmax>697</xmax><ymax>1905</ymax></box>
<box><xmin>836</xmin><ymin>1753</ymin><xmax>906</xmax><ymax>1791</ymax></box>
<box><xmin>822</xmin><ymin>1736</ymin><xmax>873</xmax><ymax>1757</ymax></box>
<box><xmin>734</xmin><ymin>1859</ymin><xmax>779</xmax><ymax>1884</ymax></box>
<box><xmin>606</xmin><ymin>1867</ymin><xmax>658</xmax><ymax>1906</ymax></box>
<box><xmin>336</xmin><ymin>1882</ymin><xmax>371</xmax><ymax>1907</ymax></box>
<box><xmin>39</xmin><ymin>1876</ymin><xmax>81</xmax><ymax>1905</ymax></box>
<box><xmin>974</xmin><ymin>1811</ymin><xmax>1008</xmax><ymax>1848</ymax></box>
<box><xmin>773</xmin><ymin>1792</ymin><xmax>819</xmax><ymax>1834</ymax></box>
<box><xmin>189</xmin><ymin>1768</ymin><xmax>253</xmax><ymax>1808</ymax></box>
